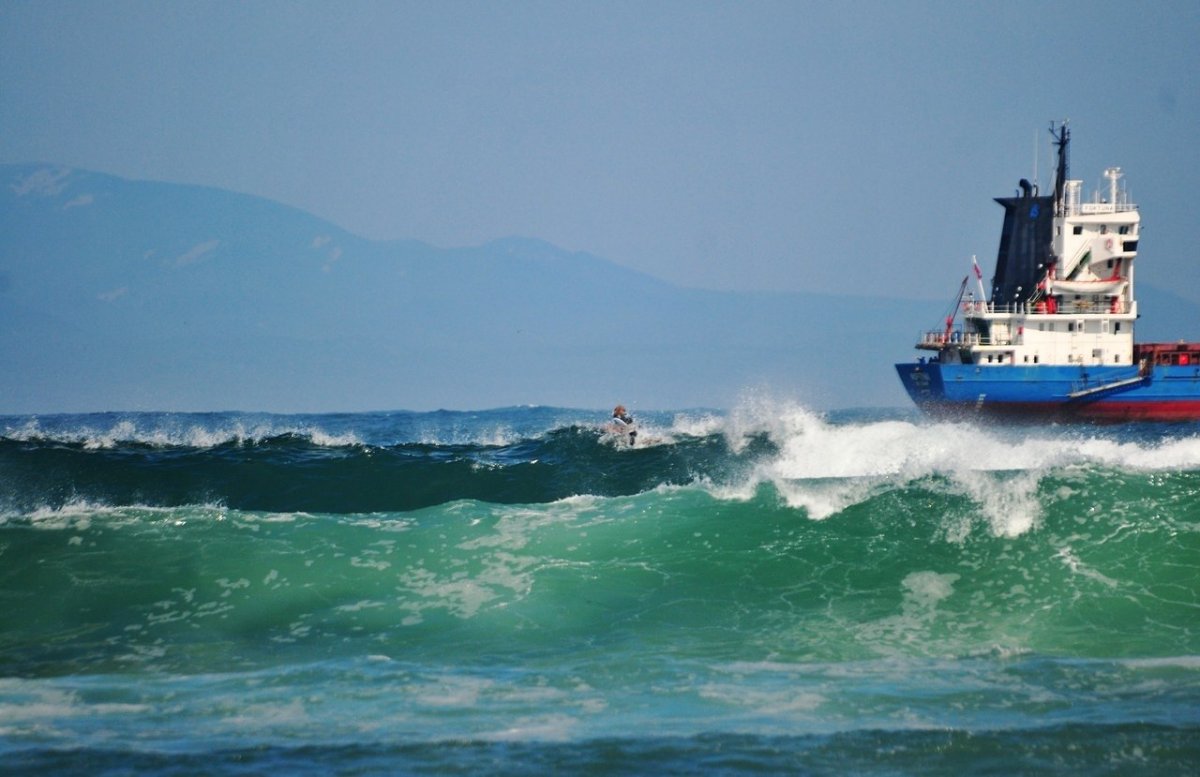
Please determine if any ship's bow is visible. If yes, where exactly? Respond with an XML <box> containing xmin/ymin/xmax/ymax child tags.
<box><xmin>895</xmin><ymin>362</ymin><xmax>946</xmax><ymax>411</ymax></box>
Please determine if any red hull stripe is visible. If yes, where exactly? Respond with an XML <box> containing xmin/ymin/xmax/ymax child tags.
<box><xmin>925</xmin><ymin>400</ymin><xmax>1200</xmax><ymax>422</ymax></box>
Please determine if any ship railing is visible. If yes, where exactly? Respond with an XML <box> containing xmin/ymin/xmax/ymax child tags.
<box><xmin>1058</xmin><ymin>299</ymin><xmax>1127</xmax><ymax>314</ymax></box>
<box><xmin>962</xmin><ymin>301</ymin><xmax>1032</xmax><ymax>315</ymax></box>
<box><xmin>918</xmin><ymin>330</ymin><xmax>984</xmax><ymax>347</ymax></box>
<box><xmin>917</xmin><ymin>329</ymin><xmax>1025</xmax><ymax>348</ymax></box>
<box><xmin>962</xmin><ymin>299</ymin><xmax>1128</xmax><ymax>316</ymax></box>
<box><xmin>1074</xmin><ymin>201</ymin><xmax>1137</xmax><ymax>216</ymax></box>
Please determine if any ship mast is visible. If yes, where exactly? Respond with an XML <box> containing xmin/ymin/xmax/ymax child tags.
<box><xmin>1052</xmin><ymin>121</ymin><xmax>1070</xmax><ymax>216</ymax></box>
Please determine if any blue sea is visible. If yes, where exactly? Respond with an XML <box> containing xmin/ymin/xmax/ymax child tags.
<box><xmin>2</xmin><ymin>402</ymin><xmax>1198</xmax><ymax>775</ymax></box>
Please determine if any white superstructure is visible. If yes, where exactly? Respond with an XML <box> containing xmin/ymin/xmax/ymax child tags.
<box><xmin>918</xmin><ymin>125</ymin><xmax>1140</xmax><ymax>370</ymax></box>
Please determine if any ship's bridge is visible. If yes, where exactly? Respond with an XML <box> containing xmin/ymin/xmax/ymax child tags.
<box><xmin>1061</xmin><ymin>168</ymin><xmax>1137</xmax><ymax>217</ymax></box>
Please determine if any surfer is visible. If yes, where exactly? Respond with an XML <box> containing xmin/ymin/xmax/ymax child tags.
<box><xmin>610</xmin><ymin>405</ymin><xmax>637</xmax><ymax>446</ymax></box>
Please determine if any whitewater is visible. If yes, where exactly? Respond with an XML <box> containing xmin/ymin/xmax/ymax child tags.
<box><xmin>2</xmin><ymin>401</ymin><xmax>1198</xmax><ymax>774</ymax></box>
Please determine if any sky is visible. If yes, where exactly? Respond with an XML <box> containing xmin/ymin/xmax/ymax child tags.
<box><xmin>2</xmin><ymin>0</ymin><xmax>1198</xmax><ymax>302</ymax></box>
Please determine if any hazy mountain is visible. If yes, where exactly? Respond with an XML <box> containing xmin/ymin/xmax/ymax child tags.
<box><xmin>5</xmin><ymin>163</ymin><xmax>1192</xmax><ymax>413</ymax></box>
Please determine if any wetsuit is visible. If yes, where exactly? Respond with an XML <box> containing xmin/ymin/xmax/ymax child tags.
<box><xmin>611</xmin><ymin>413</ymin><xmax>637</xmax><ymax>446</ymax></box>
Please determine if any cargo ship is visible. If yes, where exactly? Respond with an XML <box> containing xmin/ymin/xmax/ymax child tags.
<box><xmin>896</xmin><ymin>123</ymin><xmax>1200</xmax><ymax>421</ymax></box>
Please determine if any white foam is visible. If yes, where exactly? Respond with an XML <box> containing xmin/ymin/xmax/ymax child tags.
<box><xmin>1</xmin><ymin>416</ymin><xmax>362</xmax><ymax>449</ymax></box>
<box><xmin>901</xmin><ymin>570</ymin><xmax>961</xmax><ymax>608</ymax></box>
<box><xmin>224</xmin><ymin>698</ymin><xmax>309</xmax><ymax>728</ymax></box>
<box><xmin>1055</xmin><ymin>546</ymin><xmax>1120</xmax><ymax>588</ymax></box>
<box><xmin>0</xmin><ymin>684</ymin><xmax>149</xmax><ymax>724</ymax></box>
<box><xmin>669</xmin><ymin>411</ymin><xmax>726</xmax><ymax>438</ymax></box>
<box><xmin>698</xmin><ymin>682</ymin><xmax>825</xmax><ymax>715</ymax></box>
<box><xmin>410</xmin><ymin>674</ymin><xmax>494</xmax><ymax>708</ymax></box>
<box><xmin>475</xmin><ymin>713</ymin><xmax>578</xmax><ymax>742</ymax></box>
<box><xmin>694</xmin><ymin>475</ymin><xmax>761</xmax><ymax>503</ymax></box>
<box><xmin>1120</xmin><ymin>655</ymin><xmax>1200</xmax><ymax>669</ymax></box>
<box><xmin>416</xmin><ymin>424</ymin><xmax>521</xmax><ymax>447</ymax></box>
<box><xmin>18</xmin><ymin>500</ymin><xmax>189</xmax><ymax>530</ymax></box>
<box><xmin>397</xmin><ymin>551</ymin><xmax>535</xmax><ymax>620</ymax></box>
<box><xmin>336</xmin><ymin>600</ymin><xmax>386</xmax><ymax>613</ymax></box>
<box><xmin>713</xmin><ymin>393</ymin><xmax>1200</xmax><ymax>476</ymax></box>
<box><xmin>773</xmin><ymin>478</ymin><xmax>883</xmax><ymax>521</ymax></box>
<box><xmin>851</xmin><ymin>571</ymin><xmax>963</xmax><ymax>656</ymax></box>
<box><xmin>948</xmin><ymin>469</ymin><xmax>1043</xmax><ymax>537</ymax></box>
<box><xmin>692</xmin><ymin>393</ymin><xmax>1200</xmax><ymax>536</ymax></box>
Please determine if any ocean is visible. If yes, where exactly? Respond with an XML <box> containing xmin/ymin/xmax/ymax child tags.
<box><xmin>1</xmin><ymin>402</ymin><xmax>1198</xmax><ymax>775</ymax></box>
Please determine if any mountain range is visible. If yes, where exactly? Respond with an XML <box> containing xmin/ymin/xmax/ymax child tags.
<box><xmin>3</xmin><ymin>163</ymin><xmax>1195</xmax><ymax>413</ymax></box>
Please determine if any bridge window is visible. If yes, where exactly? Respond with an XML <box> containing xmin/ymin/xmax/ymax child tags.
<box><xmin>1073</xmin><ymin>226</ymin><xmax>1083</xmax><ymax>235</ymax></box>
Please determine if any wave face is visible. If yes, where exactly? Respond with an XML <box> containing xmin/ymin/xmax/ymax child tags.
<box><xmin>2</xmin><ymin>404</ymin><xmax>1199</xmax><ymax>774</ymax></box>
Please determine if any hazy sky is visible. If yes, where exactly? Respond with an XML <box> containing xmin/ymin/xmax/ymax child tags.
<box><xmin>3</xmin><ymin>1</ymin><xmax>1197</xmax><ymax>301</ymax></box>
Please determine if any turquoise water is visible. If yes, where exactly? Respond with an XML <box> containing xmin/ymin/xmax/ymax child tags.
<box><xmin>2</xmin><ymin>404</ymin><xmax>1198</xmax><ymax>773</ymax></box>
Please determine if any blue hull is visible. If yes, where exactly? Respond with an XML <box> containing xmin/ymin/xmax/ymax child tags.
<box><xmin>895</xmin><ymin>362</ymin><xmax>1200</xmax><ymax>421</ymax></box>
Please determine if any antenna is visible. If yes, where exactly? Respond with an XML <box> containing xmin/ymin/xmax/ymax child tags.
<box><xmin>1050</xmin><ymin>120</ymin><xmax>1070</xmax><ymax>214</ymax></box>
<box><xmin>1033</xmin><ymin>129</ymin><xmax>1038</xmax><ymax>191</ymax></box>
<box><xmin>1104</xmin><ymin>167</ymin><xmax>1123</xmax><ymax>207</ymax></box>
